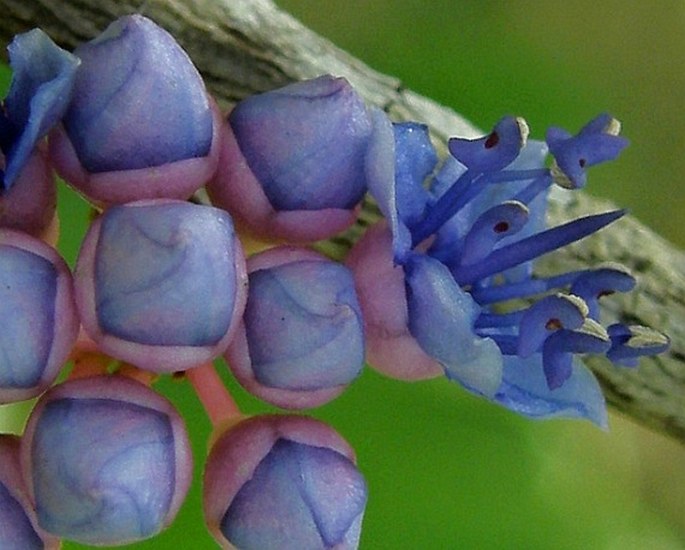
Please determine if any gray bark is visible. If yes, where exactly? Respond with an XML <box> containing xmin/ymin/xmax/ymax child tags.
<box><xmin>1</xmin><ymin>0</ymin><xmax>683</xmax><ymax>444</ymax></box>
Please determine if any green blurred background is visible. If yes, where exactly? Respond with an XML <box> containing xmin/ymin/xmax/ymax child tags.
<box><xmin>2</xmin><ymin>1</ymin><xmax>685</xmax><ymax>548</ymax></box>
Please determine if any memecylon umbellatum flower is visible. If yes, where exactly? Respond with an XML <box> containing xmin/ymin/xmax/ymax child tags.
<box><xmin>348</xmin><ymin>111</ymin><xmax>667</xmax><ymax>427</ymax></box>
<box><xmin>204</xmin><ymin>415</ymin><xmax>367</xmax><ymax>550</ymax></box>
<box><xmin>0</xmin><ymin>229</ymin><xmax>79</xmax><ymax>403</ymax></box>
<box><xmin>49</xmin><ymin>14</ymin><xmax>221</xmax><ymax>205</ymax></box>
<box><xmin>208</xmin><ymin>74</ymin><xmax>373</xmax><ymax>242</ymax></box>
<box><xmin>226</xmin><ymin>245</ymin><xmax>365</xmax><ymax>409</ymax></box>
<box><xmin>74</xmin><ymin>199</ymin><xmax>247</xmax><ymax>373</ymax></box>
<box><xmin>21</xmin><ymin>375</ymin><xmax>192</xmax><ymax>546</ymax></box>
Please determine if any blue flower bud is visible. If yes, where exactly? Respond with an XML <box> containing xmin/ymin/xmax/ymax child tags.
<box><xmin>0</xmin><ymin>230</ymin><xmax>79</xmax><ymax>403</ymax></box>
<box><xmin>1</xmin><ymin>28</ymin><xmax>78</xmax><ymax>238</ymax></box>
<box><xmin>21</xmin><ymin>375</ymin><xmax>192</xmax><ymax>546</ymax></box>
<box><xmin>0</xmin><ymin>435</ymin><xmax>59</xmax><ymax>549</ymax></box>
<box><xmin>204</xmin><ymin>415</ymin><xmax>367</xmax><ymax>550</ymax></box>
<box><xmin>49</xmin><ymin>15</ymin><xmax>221</xmax><ymax>205</ymax></box>
<box><xmin>75</xmin><ymin>199</ymin><xmax>247</xmax><ymax>373</ymax></box>
<box><xmin>226</xmin><ymin>246</ymin><xmax>364</xmax><ymax>409</ymax></box>
<box><xmin>208</xmin><ymin>75</ymin><xmax>372</xmax><ymax>242</ymax></box>
<box><xmin>2</xmin><ymin>28</ymin><xmax>79</xmax><ymax>191</ymax></box>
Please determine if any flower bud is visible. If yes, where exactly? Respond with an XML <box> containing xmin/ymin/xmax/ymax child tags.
<box><xmin>207</xmin><ymin>75</ymin><xmax>372</xmax><ymax>242</ymax></box>
<box><xmin>21</xmin><ymin>375</ymin><xmax>193</xmax><ymax>546</ymax></box>
<box><xmin>0</xmin><ymin>435</ymin><xmax>59</xmax><ymax>549</ymax></box>
<box><xmin>0</xmin><ymin>229</ymin><xmax>79</xmax><ymax>403</ymax></box>
<box><xmin>49</xmin><ymin>14</ymin><xmax>221</xmax><ymax>205</ymax></box>
<box><xmin>204</xmin><ymin>415</ymin><xmax>367</xmax><ymax>550</ymax></box>
<box><xmin>226</xmin><ymin>246</ymin><xmax>364</xmax><ymax>409</ymax></box>
<box><xmin>74</xmin><ymin>199</ymin><xmax>247</xmax><ymax>373</ymax></box>
<box><xmin>1</xmin><ymin>28</ymin><xmax>79</xmax><ymax>237</ymax></box>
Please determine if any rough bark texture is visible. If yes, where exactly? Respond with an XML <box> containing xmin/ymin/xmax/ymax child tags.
<box><xmin>1</xmin><ymin>0</ymin><xmax>683</xmax><ymax>444</ymax></box>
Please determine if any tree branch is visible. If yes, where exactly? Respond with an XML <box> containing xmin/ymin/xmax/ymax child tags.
<box><xmin>1</xmin><ymin>0</ymin><xmax>683</xmax><ymax>444</ymax></box>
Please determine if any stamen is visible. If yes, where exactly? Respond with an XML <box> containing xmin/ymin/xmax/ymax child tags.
<box><xmin>541</xmin><ymin>319</ymin><xmax>610</xmax><ymax>389</ymax></box>
<box><xmin>606</xmin><ymin>324</ymin><xmax>670</xmax><ymax>366</ymax></box>
<box><xmin>457</xmin><ymin>200</ymin><xmax>528</xmax><ymax>266</ymax></box>
<box><xmin>517</xmin><ymin>293</ymin><xmax>588</xmax><ymax>357</ymax></box>
<box><xmin>452</xmin><ymin>209</ymin><xmax>626</xmax><ymax>285</ymax></box>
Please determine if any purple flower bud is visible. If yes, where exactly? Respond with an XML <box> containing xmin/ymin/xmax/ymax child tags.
<box><xmin>2</xmin><ymin>28</ymin><xmax>79</xmax><ymax>191</ymax></box>
<box><xmin>0</xmin><ymin>229</ymin><xmax>79</xmax><ymax>403</ymax></box>
<box><xmin>204</xmin><ymin>415</ymin><xmax>367</xmax><ymax>550</ymax></box>
<box><xmin>75</xmin><ymin>199</ymin><xmax>247</xmax><ymax>373</ymax></box>
<box><xmin>226</xmin><ymin>246</ymin><xmax>364</xmax><ymax>409</ymax></box>
<box><xmin>207</xmin><ymin>75</ymin><xmax>372</xmax><ymax>242</ymax></box>
<box><xmin>0</xmin><ymin>435</ymin><xmax>59</xmax><ymax>549</ymax></box>
<box><xmin>49</xmin><ymin>15</ymin><xmax>221</xmax><ymax>205</ymax></box>
<box><xmin>21</xmin><ymin>375</ymin><xmax>192</xmax><ymax>546</ymax></box>
<box><xmin>1</xmin><ymin>28</ymin><xmax>78</xmax><ymax>237</ymax></box>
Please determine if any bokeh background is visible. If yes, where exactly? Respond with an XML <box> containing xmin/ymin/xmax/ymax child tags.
<box><xmin>2</xmin><ymin>1</ymin><xmax>684</xmax><ymax>548</ymax></box>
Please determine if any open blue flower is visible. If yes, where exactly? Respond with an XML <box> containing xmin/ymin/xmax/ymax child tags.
<box><xmin>349</xmin><ymin>113</ymin><xmax>667</xmax><ymax>426</ymax></box>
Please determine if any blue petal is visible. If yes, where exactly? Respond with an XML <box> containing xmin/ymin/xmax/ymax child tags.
<box><xmin>392</xmin><ymin>121</ymin><xmax>437</xmax><ymax>227</ymax></box>
<box><xmin>404</xmin><ymin>253</ymin><xmax>503</xmax><ymax>396</ymax></box>
<box><xmin>365</xmin><ymin>108</ymin><xmax>413</xmax><ymax>261</ymax></box>
<box><xmin>3</xmin><ymin>29</ymin><xmax>79</xmax><ymax>189</ymax></box>
<box><xmin>494</xmin><ymin>355</ymin><xmax>608</xmax><ymax>428</ymax></box>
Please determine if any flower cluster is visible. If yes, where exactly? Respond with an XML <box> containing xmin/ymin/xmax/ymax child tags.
<box><xmin>0</xmin><ymin>13</ymin><xmax>668</xmax><ymax>548</ymax></box>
